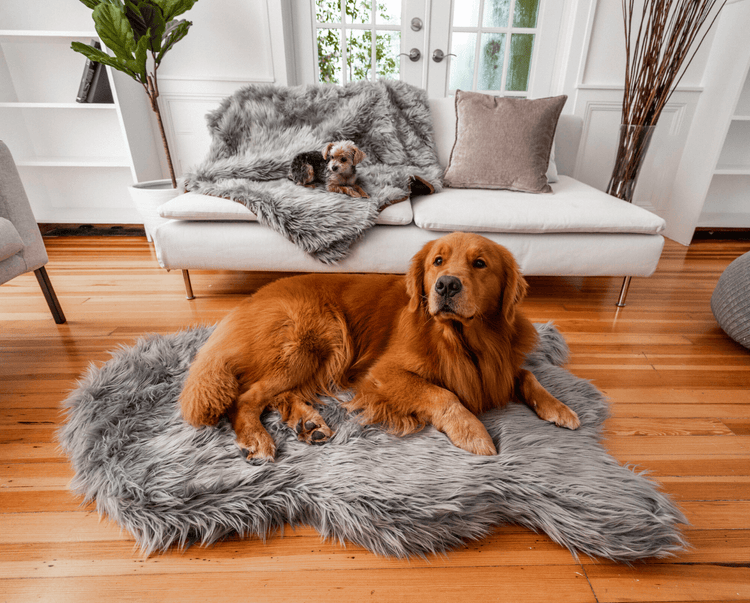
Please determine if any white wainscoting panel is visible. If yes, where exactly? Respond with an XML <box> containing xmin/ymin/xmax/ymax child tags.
<box><xmin>572</xmin><ymin>87</ymin><xmax>700</xmax><ymax>215</ymax></box>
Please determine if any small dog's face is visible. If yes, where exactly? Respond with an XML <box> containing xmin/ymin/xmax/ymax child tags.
<box><xmin>323</xmin><ymin>141</ymin><xmax>366</xmax><ymax>177</ymax></box>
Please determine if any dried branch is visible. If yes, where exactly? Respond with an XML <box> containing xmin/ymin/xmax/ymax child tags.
<box><xmin>608</xmin><ymin>0</ymin><xmax>728</xmax><ymax>201</ymax></box>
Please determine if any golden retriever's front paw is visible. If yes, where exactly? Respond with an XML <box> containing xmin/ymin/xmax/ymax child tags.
<box><xmin>444</xmin><ymin>418</ymin><xmax>497</xmax><ymax>456</ymax></box>
<box><xmin>236</xmin><ymin>428</ymin><xmax>276</xmax><ymax>461</ymax></box>
<box><xmin>554</xmin><ymin>405</ymin><xmax>580</xmax><ymax>430</ymax></box>
<box><xmin>537</xmin><ymin>403</ymin><xmax>580</xmax><ymax>430</ymax></box>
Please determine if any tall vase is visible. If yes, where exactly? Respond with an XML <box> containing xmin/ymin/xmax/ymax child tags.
<box><xmin>606</xmin><ymin>124</ymin><xmax>656</xmax><ymax>203</ymax></box>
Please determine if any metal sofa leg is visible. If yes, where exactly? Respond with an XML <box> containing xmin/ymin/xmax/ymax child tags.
<box><xmin>616</xmin><ymin>276</ymin><xmax>632</xmax><ymax>307</ymax></box>
<box><xmin>34</xmin><ymin>267</ymin><xmax>66</xmax><ymax>324</ymax></box>
<box><xmin>182</xmin><ymin>269</ymin><xmax>195</xmax><ymax>300</ymax></box>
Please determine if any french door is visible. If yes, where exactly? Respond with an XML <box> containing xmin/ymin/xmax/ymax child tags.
<box><xmin>298</xmin><ymin>0</ymin><xmax>565</xmax><ymax>99</ymax></box>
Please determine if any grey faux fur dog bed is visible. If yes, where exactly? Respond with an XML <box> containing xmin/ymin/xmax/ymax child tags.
<box><xmin>183</xmin><ymin>80</ymin><xmax>444</xmax><ymax>264</ymax></box>
<box><xmin>58</xmin><ymin>323</ymin><xmax>687</xmax><ymax>561</ymax></box>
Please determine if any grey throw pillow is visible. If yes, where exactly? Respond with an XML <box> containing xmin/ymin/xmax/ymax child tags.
<box><xmin>444</xmin><ymin>91</ymin><xmax>567</xmax><ymax>194</ymax></box>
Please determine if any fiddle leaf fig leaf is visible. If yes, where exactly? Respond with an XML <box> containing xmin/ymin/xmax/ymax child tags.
<box><xmin>132</xmin><ymin>29</ymin><xmax>151</xmax><ymax>81</ymax></box>
<box><xmin>71</xmin><ymin>40</ymin><xmax>138</xmax><ymax>80</ymax></box>
<box><xmin>154</xmin><ymin>0</ymin><xmax>198</xmax><ymax>23</ymax></box>
<box><xmin>92</xmin><ymin>2</ymin><xmax>137</xmax><ymax>62</ymax></box>
<box><xmin>156</xmin><ymin>18</ymin><xmax>191</xmax><ymax>65</ymax></box>
<box><xmin>125</xmin><ymin>0</ymin><xmax>167</xmax><ymax>51</ymax></box>
<box><xmin>78</xmin><ymin>0</ymin><xmax>104</xmax><ymax>9</ymax></box>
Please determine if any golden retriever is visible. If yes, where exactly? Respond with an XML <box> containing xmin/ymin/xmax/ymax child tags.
<box><xmin>180</xmin><ymin>232</ymin><xmax>580</xmax><ymax>460</ymax></box>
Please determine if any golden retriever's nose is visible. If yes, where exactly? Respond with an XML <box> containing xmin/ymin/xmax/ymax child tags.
<box><xmin>435</xmin><ymin>275</ymin><xmax>462</xmax><ymax>298</ymax></box>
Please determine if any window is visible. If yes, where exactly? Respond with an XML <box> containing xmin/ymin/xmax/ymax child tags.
<box><xmin>449</xmin><ymin>0</ymin><xmax>540</xmax><ymax>96</ymax></box>
<box><xmin>314</xmin><ymin>0</ymin><xmax>402</xmax><ymax>84</ymax></box>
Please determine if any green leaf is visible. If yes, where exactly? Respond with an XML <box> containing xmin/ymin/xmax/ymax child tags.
<box><xmin>71</xmin><ymin>40</ymin><xmax>138</xmax><ymax>80</ymax></box>
<box><xmin>124</xmin><ymin>1</ymin><xmax>167</xmax><ymax>51</ymax></box>
<box><xmin>132</xmin><ymin>32</ymin><xmax>150</xmax><ymax>81</ymax></box>
<box><xmin>78</xmin><ymin>0</ymin><xmax>104</xmax><ymax>9</ymax></box>
<box><xmin>153</xmin><ymin>0</ymin><xmax>198</xmax><ymax>22</ymax></box>
<box><xmin>92</xmin><ymin>3</ymin><xmax>137</xmax><ymax>61</ymax></box>
<box><xmin>156</xmin><ymin>18</ymin><xmax>191</xmax><ymax>65</ymax></box>
<box><xmin>123</xmin><ymin>0</ymin><xmax>149</xmax><ymax>40</ymax></box>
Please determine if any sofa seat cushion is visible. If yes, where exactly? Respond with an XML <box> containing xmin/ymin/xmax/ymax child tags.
<box><xmin>159</xmin><ymin>192</ymin><xmax>414</xmax><ymax>226</ymax></box>
<box><xmin>412</xmin><ymin>176</ymin><xmax>666</xmax><ymax>235</ymax></box>
<box><xmin>0</xmin><ymin>218</ymin><xmax>24</xmax><ymax>262</ymax></box>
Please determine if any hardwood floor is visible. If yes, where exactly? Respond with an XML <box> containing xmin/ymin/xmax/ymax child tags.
<box><xmin>1</xmin><ymin>235</ymin><xmax>749</xmax><ymax>602</ymax></box>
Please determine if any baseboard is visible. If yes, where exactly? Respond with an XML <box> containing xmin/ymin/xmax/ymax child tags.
<box><xmin>40</xmin><ymin>224</ymin><xmax>146</xmax><ymax>237</ymax></box>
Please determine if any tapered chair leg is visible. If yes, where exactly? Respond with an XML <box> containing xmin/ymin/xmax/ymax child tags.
<box><xmin>616</xmin><ymin>276</ymin><xmax>632</xmax><ymax>308</ymax></box>
<box><xmin>182</xmin><ymin>269</ymin><xmax>195</xmax><ymax>300</ymax></box>
<box><xmin>34</xmin><ymin>266</ymin><xmax>66</xmax><ymax>324</ymax></box>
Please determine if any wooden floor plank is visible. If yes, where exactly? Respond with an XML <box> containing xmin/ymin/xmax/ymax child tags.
<box><xmin>0</xmin><ymin>566</ymin><xmax>598</xmax><ymax>603</ymax></box>
<box><xmin>583</xmin><ymin>564</ymin><xmax>750</xmax><ymax>603</ymax></box>
<box><xmin>0</xmin><ymin>526</ymin><xmax>581</xmax><ymax>580</ymax></box>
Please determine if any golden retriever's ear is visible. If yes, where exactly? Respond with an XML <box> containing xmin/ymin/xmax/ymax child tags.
<box><xmin>501</xmin><ymin>264</ymin><xmax>528</xmax><ymax>323</ymax></box>
<box><xmin>406</xmin><ymin>240</ymin><xmax>434</xmax><ymax>313</ymax></box>
<box><xmin>353</xmin><ymin>147</ymin><xmax>366</xmax><ymax>165</ymax></box>
<box><xmin>322</xmin><ymin>142</ymin><xmax>334</xmax><ymax>159</ymax></box>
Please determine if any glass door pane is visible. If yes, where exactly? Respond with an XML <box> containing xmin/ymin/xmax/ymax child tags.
<box><xmin>478</xmin><ymin>33</ymin><xmax>506</xmax><ymax>91</ymax></box>
<box><xmin>449</xmin><ymin>32</ymin><xmax>477</xmax><ymax>91</ymax></box>
<box><xmin>314</xmin><ymin>0</ymin><xmax>402</xmax><ymax>84</ymax></box>
<box><xmin>507</xmin><ymin>33</ymin><xmax>534</xmax><ymax>91</ymax></box>
<box><xmin>448</xmin><ymin>0</ymin><xmax>540</xmax><ymax>95</ymax></box>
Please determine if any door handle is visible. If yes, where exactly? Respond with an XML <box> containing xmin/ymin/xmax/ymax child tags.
<box><xmin>432</xmin><ymin>49</ymin><xmax>457</xmax><ymax>63</ymax></box>
<box><xmin>399</xmin><ymin>48</ymin><xmax>422</xmax><ymax>62</ymax></box>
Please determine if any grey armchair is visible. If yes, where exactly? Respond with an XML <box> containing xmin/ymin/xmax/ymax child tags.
<box><xmin>0</xmin><ymin>141</ymin><xmax>66</xmax><ymax>324</ymax></box>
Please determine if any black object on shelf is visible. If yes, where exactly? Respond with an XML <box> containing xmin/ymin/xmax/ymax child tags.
<box><xmin>75</xmin><ymin>40</ymin><xmax>114</xmax><ymax>104</ymax></box>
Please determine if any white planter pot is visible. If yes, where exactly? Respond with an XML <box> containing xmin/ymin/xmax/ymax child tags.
<box><xmin>128</xmin><ymin>179</ymin><xmax>183</xmax><ymax>242</ymax></box>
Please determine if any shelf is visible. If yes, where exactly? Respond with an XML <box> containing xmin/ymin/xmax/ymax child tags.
<box><xmin>0</xmin><ymin>102</ymin><xmax>116</xmax><ymax>109</ymax></box>
<box><xmin>0</xmin><ymin>30</ymin><xmax>98</xmax><ymax>40</ymax></box>
<box><xmin>714</xmin><ymin>164</ymin><xmax>750</xmax><ymax>175</ymax></box>
<box><xmin>15</xmin><ymin>157</ymin><xmax>131</xmax><ymax>168</ymax></box>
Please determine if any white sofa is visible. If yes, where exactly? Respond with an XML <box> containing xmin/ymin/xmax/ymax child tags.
<box><xmin>152</xmin><ymin>99</ymin><xmax>666</xmax><ymax>305</ymax></box>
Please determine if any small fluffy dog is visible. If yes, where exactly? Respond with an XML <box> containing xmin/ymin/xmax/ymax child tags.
<box><xmin>180</xmin><ymin>232</ymin><xmax>580</xmax><ymax>461</ymax></box>
<box><xmin>288</xmin><ymin>140</ymin><xmax>368</xmax><ymax>198</ymax></box>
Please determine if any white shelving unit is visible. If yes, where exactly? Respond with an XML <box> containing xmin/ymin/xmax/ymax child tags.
<box><xmin>0</xmin><ymin>2</ymin><xmax>165</xmax><ymax>223</ymax></box>
<box><xmin>698</xmin><ymin>64</ymin><xmax>750</xmax><ymax>228</ymax></box>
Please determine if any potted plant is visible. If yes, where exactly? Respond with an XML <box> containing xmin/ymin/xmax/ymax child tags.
<box><xmin>72</xmin><ymin>0</ymin><xmax>198</xmax><ymax>239</ymax></box>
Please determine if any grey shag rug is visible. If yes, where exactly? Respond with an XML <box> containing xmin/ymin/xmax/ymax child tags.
<box><xmin>183</xmin><ymin>80</ymin><xmax>444</xmax><ymax>264</ymax></box>
<box><xmin>58</xmin><ymin>323</ymin><xmax>688</xmax><ymax>561</ymax></box>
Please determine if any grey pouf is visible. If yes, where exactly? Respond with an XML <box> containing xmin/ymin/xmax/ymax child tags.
<box><xmin>712</xmin><ymin>250</ymin><xmax>750</xmax><ymax>349</ymax></box>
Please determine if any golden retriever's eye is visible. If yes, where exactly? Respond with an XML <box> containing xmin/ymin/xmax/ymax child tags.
<box><xmin>433</xmin><ymin>256</ymin><xmax>443</xmax><ymax>266</ymax></box>
<box><xmin>473</xmin><ymin>259</ymin><xmax>486</xmax><ymax>269</ymax></box>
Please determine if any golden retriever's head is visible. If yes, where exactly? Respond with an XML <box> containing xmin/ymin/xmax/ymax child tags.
<box><xmin>406</xmin><ymin>232</ymin><xmax>527</xmax><ymax>325</ymax></box>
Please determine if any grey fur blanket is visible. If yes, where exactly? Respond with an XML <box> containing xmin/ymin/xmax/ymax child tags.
<box><xmin>183</xmin><ymin>80</ymin><xmax>444</xmax><ymax>264</ymax></box>
<box><xmin>58</xmin><ymin>323</ymin><xmax>687</xmax><ymax>560</ymax></box>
